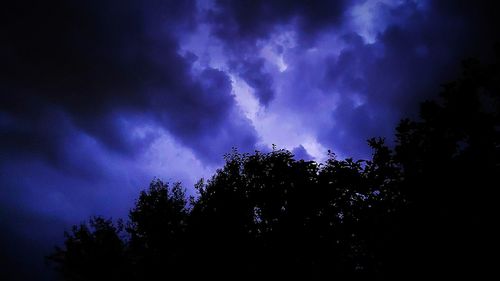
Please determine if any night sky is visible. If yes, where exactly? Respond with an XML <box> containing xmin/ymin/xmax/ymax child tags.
<box><xmin>1</xmin><ymin>0</ymin><xmax>499</xmax><ymax>279</ymax></box>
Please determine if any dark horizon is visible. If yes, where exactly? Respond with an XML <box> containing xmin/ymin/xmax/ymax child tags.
<box><xmin>1</xmin><ymin>1</ymin><xmax>500</xmax><ymax>280</ymax></box>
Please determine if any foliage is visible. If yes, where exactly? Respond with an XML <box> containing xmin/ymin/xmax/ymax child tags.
<box><xmin>126</xmin><ymin>180</ymin><xmax>188</xmax><ymax>280</ymax></box>
<box><xmin>49</xmin><ymin>54</ymin><xmax>499</xmax><ymax>280</ymax></box>
<box><xmin>47</xmin><ymin>217</ymin><xmax>129</xmax><ymax>281</ymax></box>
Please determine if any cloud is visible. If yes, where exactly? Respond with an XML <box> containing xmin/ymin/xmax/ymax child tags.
<box><xmin>201</xmin><ymin>0</ymin><xmax>348</xmax><ymax>107</ymax></box>
<box><xmin>208</xmin><ymin>0</ymin><xmax>348</xmax><ymax>44</ymax></box>
<box><xmin>315</xmin><ymin>0</ymin><xmax>500</xmax><ymax>158</ymax></box>
<box><xmin>292</xmin><ymin>145</ymin><xmax>314</xmax><ymax>161</ymax></box>
<box><xmin>1</xmin><ymin>0</ymin><xmax>500</xmax><ymax>279</ymax></box>
<box><xmin>230</xmin><ymin>57</ymin><xmax>275</xmax><ymax>106</ymax></box>
<box><xmin>1</xmin><ymin>0</ymin><xmax>257</xmax><ymax>165</ymax></box>
<box><xmin>197</xmin><ymin>0</ymin><xmax>500</xmax><ymax>159</ymax></box>
<box><xmin>1</xmin><ymin>1</ymin><xmax>257</xmax><ymax>279</ymax></box>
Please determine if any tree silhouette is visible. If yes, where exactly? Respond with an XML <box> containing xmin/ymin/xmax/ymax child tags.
<box><xmin>48</xmin><ymin>53</ymin><xmax>499</xmax><ymax>280</ymax></box>
<box><xmin>126</xmin><ymin>180</ymin><xmax>188</xmax><ymax>280</ymax></box>
<box><xmin>185</xmin><ymin>145</ymin><xmax>403</xmax><ymax>279</ymax></box>
<box><xmin>47</xmin><ymin>217</ymin><xmax>129</xmax><ymax>281</ymax></box>
<box><xmin>388</xmin><ymin>54</ymin><xmax>499</xmax><ymax>278</ymax></box>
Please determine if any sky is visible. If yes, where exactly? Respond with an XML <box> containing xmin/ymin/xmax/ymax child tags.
<box><xmin>1</xmin><ymin>0</ymin><xmax>499</xmax><ymax>280</ymax></box>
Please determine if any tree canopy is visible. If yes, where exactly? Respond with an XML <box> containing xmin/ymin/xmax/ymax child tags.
<box><xmin>48</xmin><ymin>54</ymin><xmax>499</xmax><ymax>280</ymax></box>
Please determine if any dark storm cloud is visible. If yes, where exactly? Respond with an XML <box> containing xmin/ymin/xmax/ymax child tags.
<box><xmin>1</xmin><ymin>2</ymin><xmax>256</xmax><ymax>279</ymax></box>
<box><xmin>2</xmin><ymin>1</ymin><xmax>500</xmax><ymax>280</ymax></box>
<box><xmin>316</xmin><ymin>0</ymin><xmax>500</xmax><ymax>158</ymax></box>
<box><xmin>1</xmin><ymin>0</ymin><xmax>257</xmax><ymax>166</ymax></box>
<box><xmin>292</xmin><ymin>145</ymin><xmax>313</xmax><ymax>161</ymax></box>
<box><xmin>209</xmin><ymin>0</ymin><xmax>348</xmax><ymax>43</ymax></box>
<box><xmin>230</xmin><ymin>57</ymin><xmax>275</xmax><ymax>105</ymax></box>
<box><xmin>204</xmin><ymin>0</ymin><xmax>348</xmax><ymax>106</ymax></box>
<box><xmin>152</xmin><ymin>67</ymin><xmax>257</xmax><ymax>162</ymax></box>
<box><xmin>197</xmin><ymin>0</ymin><xmax>500</xmax><ymax>160</ymax></box>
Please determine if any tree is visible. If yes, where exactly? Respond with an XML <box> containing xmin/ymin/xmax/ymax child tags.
<box><xmin>49</xmin><ymin>53</ymin><xmax>499</xmax><ymax>280</ymax></box>
<box><xmin>47</xmin><ymin>217</ymin><xmax>129</xmax><ymax>281</ymax></box>
<box><xmin>187</xmin><ymin>146</ymin><xmax>402</xmax><ymax>279</ymax></box>
<box><xmin>126</xmin><ymin>179</ymin><xmax>188</xmax><ymax>280</ymax></box>
<box><xmin>389</xmin><ymin>54</ymin><xmax>499</xmax><ymax>278</ymax></box>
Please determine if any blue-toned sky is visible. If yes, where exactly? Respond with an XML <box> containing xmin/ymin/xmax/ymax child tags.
<box><xmin>1</xmin><ymin>0</ymin><xmax>499</xmax><ymax>279</ymax></box>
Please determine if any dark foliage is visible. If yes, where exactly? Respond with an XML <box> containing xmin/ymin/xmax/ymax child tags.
<box><xmin>47</xmin><ymin>217</ymin><xmax>129</xmax><ymax>281</ymax></box>
<box><xmin>49</xmin><ymin>54</ymin><xmax>499</xmax><ymax>280</ymax></box>
<box><xmin>127</xmin><ymin>180</ymin><xmax>188</xmax><ymax>280</ymax></box>
<box><xmin>388</xmin><ymin>54</ymin><xmax>500</xmax><ymax>279</ymax></box>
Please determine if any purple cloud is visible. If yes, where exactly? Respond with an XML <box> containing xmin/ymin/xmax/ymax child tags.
<box><xmin>1</xmin><ymin>0</ymin><xmax>499</xmax><ymax>279</ymax></box>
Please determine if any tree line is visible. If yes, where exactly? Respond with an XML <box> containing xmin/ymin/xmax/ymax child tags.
<box><xmin>48</xmin><ymin>54</ymin><xmax>499</xmax><ymax>280</ymax></box>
